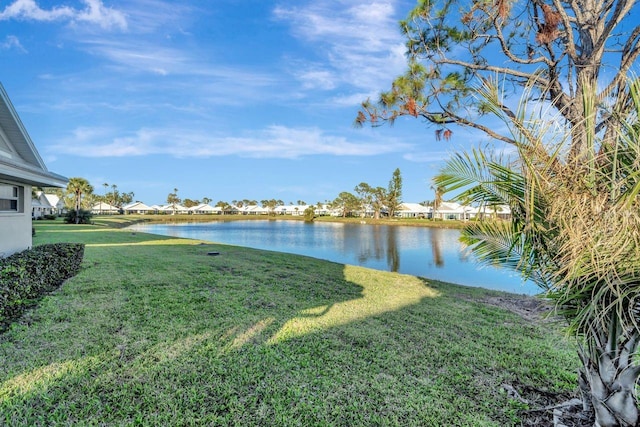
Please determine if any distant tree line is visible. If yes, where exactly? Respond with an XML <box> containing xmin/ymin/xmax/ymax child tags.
<box><xmin>39</xmin><ymin>168</ymin><xmax>404</xmax><ymax>221</ymax></box>
<box><xmin>207</xmin><ymin>169</ymin><xmax>404</xmax><ymax>219</ymax></box>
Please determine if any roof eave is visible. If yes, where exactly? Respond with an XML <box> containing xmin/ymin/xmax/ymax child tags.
<box><xmin>0</xmin><ymin>160</ymin><xmax>68</xmax><ymax>187</ymax></box>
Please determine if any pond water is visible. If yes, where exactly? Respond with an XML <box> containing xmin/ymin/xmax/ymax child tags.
<box><xmin>128</xmin><ymin>220</ymin><xmax>538</xmax><ymax>295</ymax></box>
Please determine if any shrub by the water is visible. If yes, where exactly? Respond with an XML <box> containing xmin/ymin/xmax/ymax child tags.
<box><xmin>0</xmin><ymin>243</ymin><xmax>84</xmax><ymax>331</ymax></box>
<box><xmin>304</xmin><ymin>206</ymin><xmax>315</xmax><ymax>222</ymax></box>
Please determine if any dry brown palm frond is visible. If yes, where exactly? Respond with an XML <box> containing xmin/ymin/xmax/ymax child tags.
<box><xmin>547</xmin><ymin>185</ymin><xmax>640</xmax><ymax>332</ymax></box>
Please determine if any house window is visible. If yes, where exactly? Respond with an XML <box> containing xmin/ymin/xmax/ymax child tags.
<box><xmin>0</xmin><ymin>184</ymin><xmax>22</xmax><ymax>212</ymax></box>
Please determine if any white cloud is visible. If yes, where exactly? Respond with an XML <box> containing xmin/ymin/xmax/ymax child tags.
<box><xmin>82</xmin><ymin>39</ymin><xmax>190</xmax><ymax>74</ymax></box>
<box><xmin>0</xmin><ymin>0</ymin><xmax>127</xmax><ymax>30</ymax></box>
<box><xmin>116</xmin><ymin>0</ymin><xmax>193</xmax><ymax>34</ymax></box>
<box><xmin>0</xmin><ymin>0</ymin><xmax>74</xmax><ymax>21</ymax></box>
<box><xmin>50</xmin><ymin>125</ymin><xmax>413</xmax><ymax>159</ymax></box>
<box><xmin>74</xmin><ymin>37</ymin><xmax>279</xmax><ymax>98</ymax></box>
<box><xmin>274</xmin><ymin>1</ymin><xmax>407</xmax><ymax>97</ymax></box>
<box><xmin>73</xmin><ymin>0</ymin><xmax>127</xmax><ymax>30</ymax></box>
<box><xmin>0</xmin><ymin>35</ymin><xmax>26</xmax><ymax>52</ymax></box>
<box><xmin>295</xmin><ymin>68</ymin><xmax>337</xmax><ymax>90</ymax></box>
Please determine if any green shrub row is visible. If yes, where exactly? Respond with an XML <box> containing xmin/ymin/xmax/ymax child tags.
<box><xmin>0</xmin><ymin>243</ymin><xmax>85</xmax><ymax>331</ymax></box>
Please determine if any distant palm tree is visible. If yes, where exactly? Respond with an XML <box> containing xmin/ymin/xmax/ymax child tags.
<box><xmin>166</xmin><ymin>188</ymin><xmax>180</xmax><ymax>215</ymax></box>
<box><xmin>67</xmin><ymin>177</ymin><xmax>93</xmax><ymax>224</ymax></box>
<box><xmin>102</xmin><ymin>183</ymin><xmax>108</xmax><ymax>214</ymax></box>
<box><xmin>110</xmin><ymin>184</ymin><xmax>118</xmax><ymax>207</ymax></box>
<box><xmin>430</xmin><ymin>183</ymin><xmax>444</xmax><ymax>220</ymax></box>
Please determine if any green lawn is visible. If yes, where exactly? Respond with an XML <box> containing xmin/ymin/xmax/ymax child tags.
<box><xmin>0</xmin><ymin>220</ymin><xmax>579</xmax><ymax>426</ymax></box>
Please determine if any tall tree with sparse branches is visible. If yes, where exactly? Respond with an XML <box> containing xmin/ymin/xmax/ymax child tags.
<box><xmin>354</xmin><ymin>182</ymin><xmax>374</xmax><ymax>217</ymax></box>
<box><xmin>387</xmin><ymin>168</ymin><xmax>402</xmax><ymax>217</ymax></box>
<box><xmin>357</xmin><ymin>1</ymin><xmax>640</xmax><ymax>425</ymax></box>
<box><xmin>356</xmin><ymin>0</ymin><xmax>640</xmax><ymax>167</ymax></box>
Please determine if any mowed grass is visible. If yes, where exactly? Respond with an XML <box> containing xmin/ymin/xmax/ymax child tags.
<box><xmin>0</xmin><ymin>220</ymin><xmax>579</xmax><ymax>426</ymax></box>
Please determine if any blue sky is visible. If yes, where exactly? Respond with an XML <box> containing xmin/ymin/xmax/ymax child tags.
<box><xmin>1</xmin><ymin>0</ymin><xmax>485</xmax><ymax>205</ymax></box>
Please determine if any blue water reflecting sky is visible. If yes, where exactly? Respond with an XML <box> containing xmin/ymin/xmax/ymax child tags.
<box><xmin>129</xmin><ymin>220</ymin><xmax>539</xmax><ymax>295</ymax></box>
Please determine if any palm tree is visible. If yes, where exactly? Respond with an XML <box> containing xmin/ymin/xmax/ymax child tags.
<box><xmin>166</xmin><ymin>188</ymin><xmax>180</xmax><ymax>215</ymax></box>
<box><xmin>102</xmin><ymin>183</ymin><xmax>108</xmax><ymax>214</ymax></box>
<box><xmin>429</xmin><ymin>183</ymin><xmax>444</xmax><ymax>220</ymax></box>
<box><xmin>67</xmin><ymin>177</ymin><xmax>93</xmax><ymax>224</ymax></box>
<box><xmin>110</xmin><ymin>184</ymin><xmax>118</xmax><ymax>207</ymax></box>
<box><xmin>434</xmin><ymin>79</ymin><xmax>640</xmax><ymax>426</ymax></box>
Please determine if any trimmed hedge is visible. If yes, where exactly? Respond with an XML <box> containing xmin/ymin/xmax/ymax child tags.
<box><xmin>0</xmin><ymin>243</ymin><xmax>85</xmax><ymax>331</ymax></box>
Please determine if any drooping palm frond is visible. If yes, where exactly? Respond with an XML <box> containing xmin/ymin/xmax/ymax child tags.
<box><xmin>434</xmin><ymin>129</ymin><xmax>558</xmax><ymax>287</ymax></box>
<box><xmin>437</xmin><ymin>73</ymin><xmax>640</xmax><ymax>427</ymax></box>
<box><xmin>459</xmin><ymin>218</ymin><xmax>554</xmax><ymax>287</ymax></box>
<box><xmin>434</xmin><ymin>148</ymin><xmax>512</xmax><ymax>204</ymax></box>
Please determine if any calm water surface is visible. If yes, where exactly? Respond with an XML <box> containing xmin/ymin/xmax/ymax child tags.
<box><xmin>129</xmin><ymin>220</ymin><xmax>538</xmax><ymax>295</ymax></box>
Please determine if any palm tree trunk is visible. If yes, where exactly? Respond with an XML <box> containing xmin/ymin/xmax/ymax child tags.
<box><xmin>578</xmin><ymin>325</ymin><xmax>640</xmax><ymax>426</ymax></box>
<box><xmin>75</xmin><ymin>190</ymin><xmax>81</xmax><ymax>224</ymax></box>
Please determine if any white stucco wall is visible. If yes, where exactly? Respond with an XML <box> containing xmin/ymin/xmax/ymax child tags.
<box><xmin>0</xmin><ymin>183</ymin><xmax>32</xmax><ymax>257</ymax></box>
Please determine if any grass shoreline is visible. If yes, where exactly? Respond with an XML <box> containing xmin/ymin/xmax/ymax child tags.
<box><xmin>87</xmin><ymin>213</ymin><xmax>468</xmax><ymax>229</ymax></box>
<box><xmin>0</xmin><ymin>220</ymin><xmax>578</xmax><ymax>426</ymax></box>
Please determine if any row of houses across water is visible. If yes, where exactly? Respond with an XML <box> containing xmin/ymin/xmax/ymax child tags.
<box><xmin>77</xmin><ymin>200</ymin><xmax>511</xmax><ymax>221</ymax></box>
<box><xmin>31</xmin><ymin>193</ymin><xmax>512</xmax><ymax>221</ymax></box>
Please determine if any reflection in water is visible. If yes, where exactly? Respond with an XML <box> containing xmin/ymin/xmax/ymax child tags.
<box><xmin>429</xmin><ymin>228</ymin><xmax>444</xmax><ymax>267</ymax></box>
<box><xmin>386</xmin><ymin>226</ymin><xmax>399</xmax><ymax>272</ymax></box>
<box><xmin>128</xmin><ymin>220</ymin><xmax>538</xmax><ymax>295</ymax></box>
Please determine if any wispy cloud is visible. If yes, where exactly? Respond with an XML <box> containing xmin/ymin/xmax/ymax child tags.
<box><xmin>273</xmin><ymin>1</ymin><xmax>406</xmax><ymax>98</ymax></box>
<box><xmin>81</xmin><ymin>39</ymin><xmax>192</xmax><ymax>75</ymax></box>
<box><xmin>79</xmin><ymin>38</ymin><xmax>278</xmax><ymax>88</ymax></box>
<box><xmin>116</xmin><ymin>0</ymin><xmax>194</xmax><ymax>35</ymax></box>
<box><xmin>50</xmin><ymin>125</ymin><xmax>412</xmax><ymax>159</ymax></box>
<box><xmin>0</xmin><ymin>0</ymin><xmax>127</xmax><ymax>30</ymax></box>
<box><xmin>0</xmin><ymin>35</ymin><xmax>26</xmax><ymax>52</ymax></box>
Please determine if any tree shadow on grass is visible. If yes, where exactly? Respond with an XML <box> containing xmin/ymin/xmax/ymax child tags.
<box><xmin>0</xmin><ymin>239</ymin><xmax>576</xmax><ymax>426</ymax></box>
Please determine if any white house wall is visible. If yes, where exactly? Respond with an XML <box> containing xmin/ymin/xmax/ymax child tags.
<box><xmin>0</xmin><ymin>182</ymin><xmax>32</xmax><ymax>257</ymax></box>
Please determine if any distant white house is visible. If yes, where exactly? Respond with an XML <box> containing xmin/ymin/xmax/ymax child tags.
<box><xmin>159</xmin><ymin>203</ymin><xmax>189</xmax><ymax>214</ymax></box>
<box><xmin>477</xmin><ymin>204</ymin><xmax>512</xmax><ymax>220</ymax></box>
<box><xmin>31</xmin><ymin>196</ymin><xmax>50</xmax><ymax>219</ymax></box>
<box><xmin>219</xmin><ymin>205</ymin><xmax>240</xmax><ymax>215</ymax></box>
<box><xmin>148</xmin><ymin>204</ymin><xmax>163</xmax><ymax>214</ymax></box>
<box><xmin>92</xmin><ymin>202</ymin><xmax>119</xmax><ymax>215</ymax></box>
<box><xmin>433</xmin><ymin>202</ymin><xmax>476</xmax><ymax>221</ymax></box>
<box><xmin>241</xmin><ymin>205</ymin><xmax>269</xmax><ymax>215</ymax></box>
<box><xmin>42</xmin><ymin>193</ymin><xmax>65</xmax><ymax>215</ymax></box>
<box><xmin>0</xmin><ymin>83</ymin><xmax>67</xmax><ymax>256</ymax></box>
<box><xmin>396</xmin><ymin>203</ymin><xmax>431</xmax><ymax>218</ymax></box>
<box><xmin>273</xmin><ymin>205</ymin><xmax>307</xmax><ymax>216</ymax></box>
<box><xmin>188</xmin><ymin>203</ymin><xmax>219</xmax><ymax>215</ymax></box>
<box><xmin>32</xmin><ymin>191</ymin><xmax>55</xmax><ymax>218</ymax></box>
<box><xmin>314</xmin><ymin>204</ymin><xmax>331</xmax><ymax>216</ymax></box>
<box><xmin>123</xmin><ymin>201</ymin><xmax>153</xmax><ymax>214</ymax></box>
